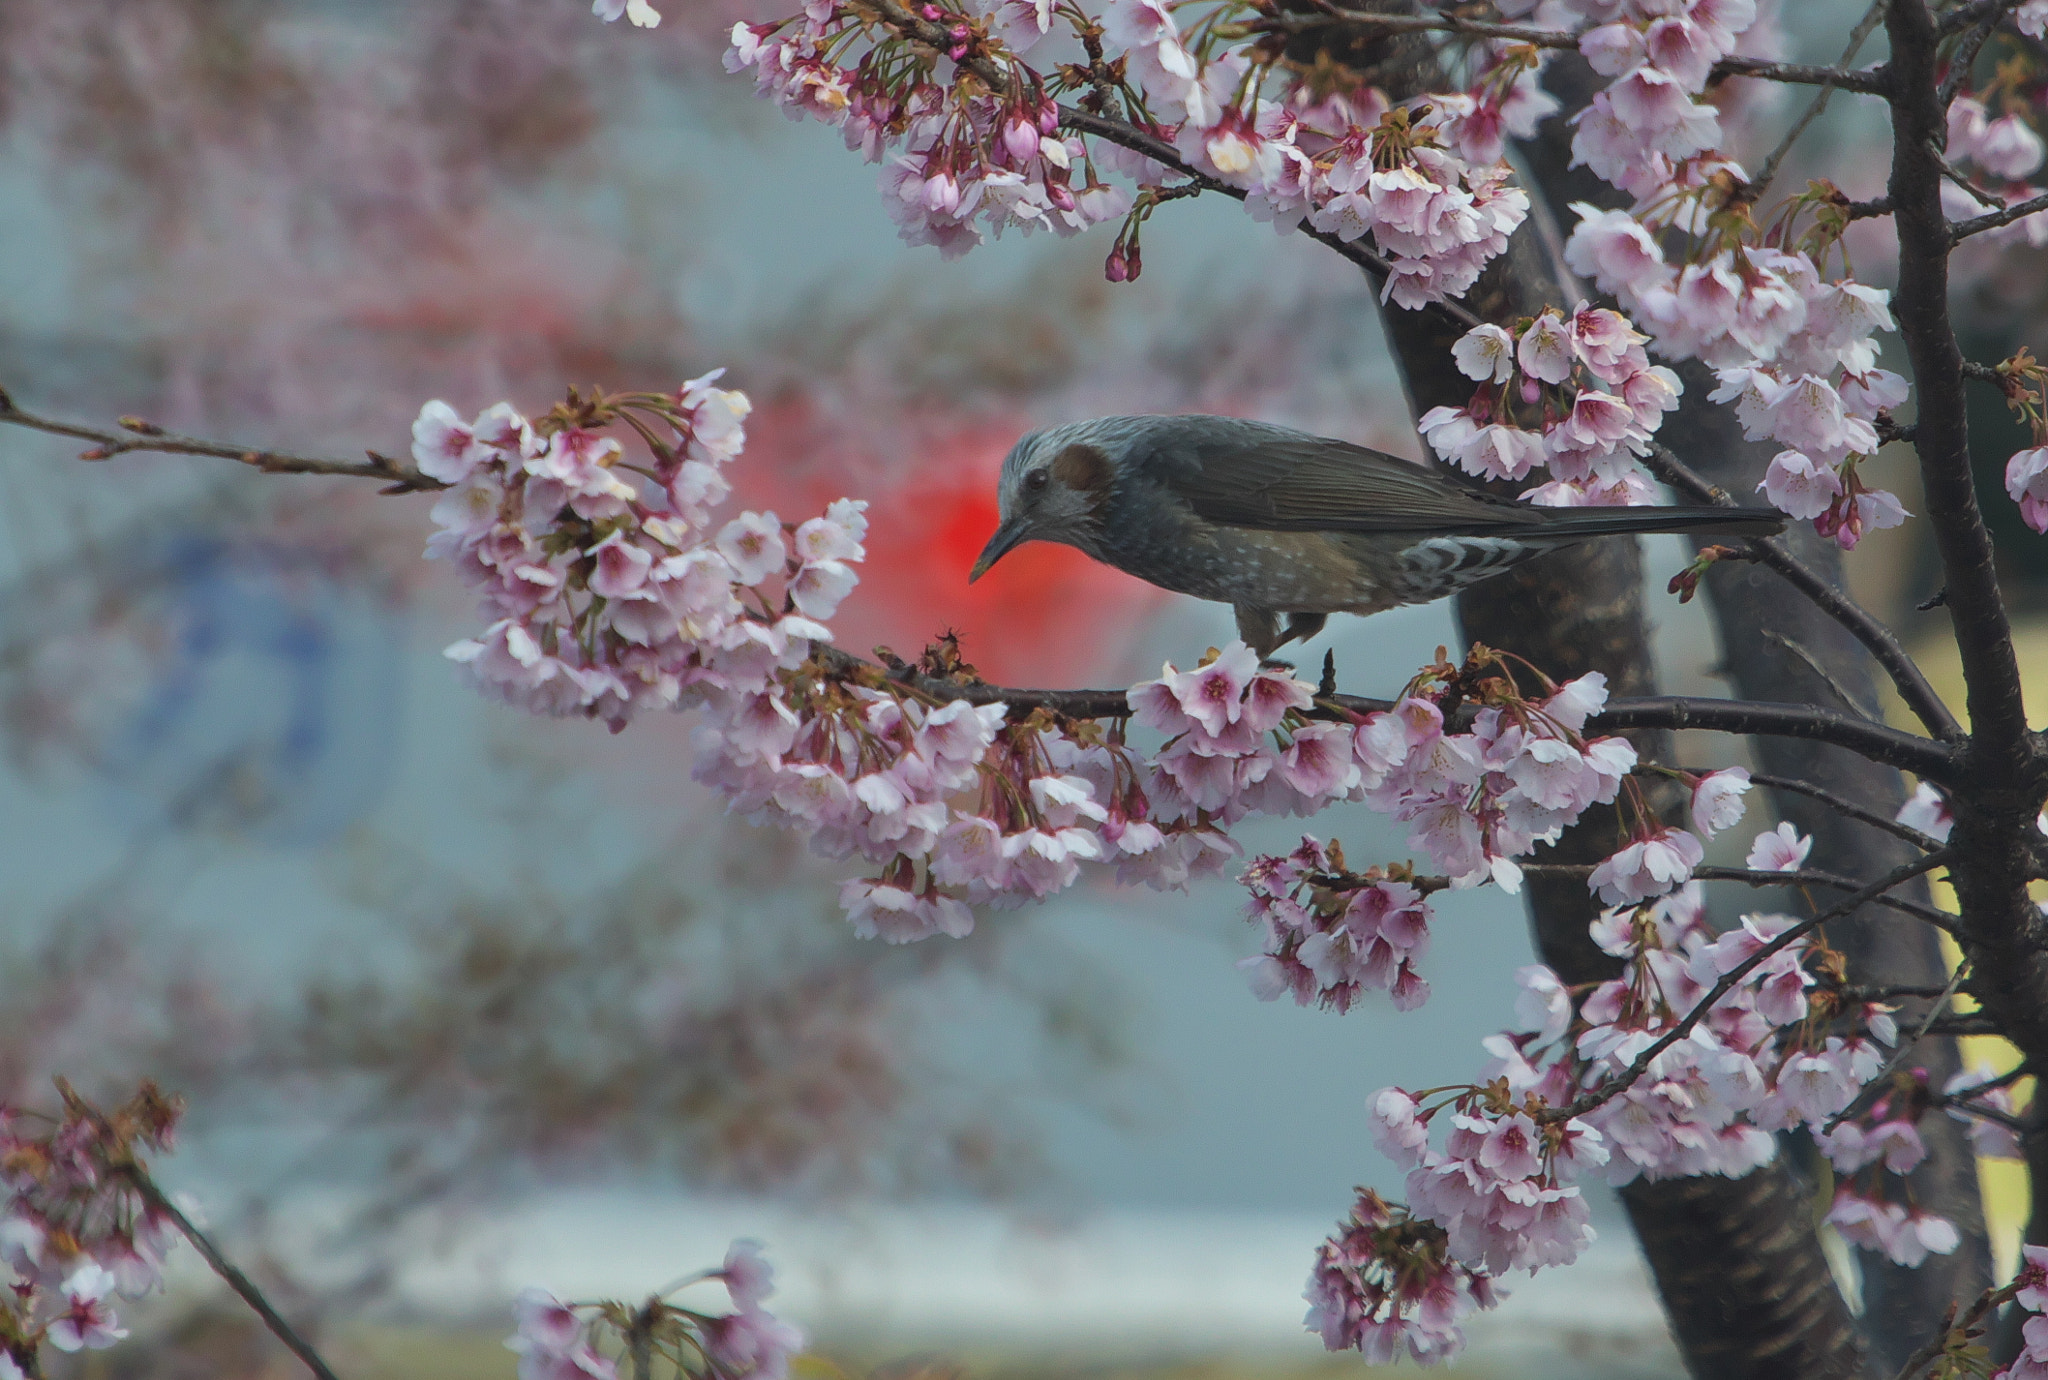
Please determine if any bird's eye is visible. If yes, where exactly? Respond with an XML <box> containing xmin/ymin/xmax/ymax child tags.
<box><xmin>1025</xmin><ymin>468</ymin><xmax>1051</xmax><ymax>491</ymax></box>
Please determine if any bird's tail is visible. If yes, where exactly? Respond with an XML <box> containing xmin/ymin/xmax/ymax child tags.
<box><xmin>1531</xmin><ymin>504</ymin><xmax>1786</xmax><ymax>540</ymax></box>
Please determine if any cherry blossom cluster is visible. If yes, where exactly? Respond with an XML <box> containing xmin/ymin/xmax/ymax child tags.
<box><xmin>715</xmin><ymin>0</ymin><xmax>1549</xmax><ymax>302</ymax></box>
<box><xmin>1562</xmin><ymin>0</ymin><xmax>1756</xmax><ymax>198</ymax></box>
<box><xmin>1330</xmin><ymin>878</ymin><xmax>1948</xmax><ymax>1361</ymax></box>
<box><xmin>1946</xmin><ymin>93</ymin><xmax>2048</xmax><ymax>249</ymax></box>
<box><xmin>417</xmin><ymin>377</ymin><xmax>865</xmax><ymax>733</ymax></box>
<box><xmin>0</xmin><ymin>1084</ymin><xmax>185</xmax><ymax>1372</ymax></box>
<box><xmin>1418</xmin><ymin>306</ymin><xmax>1682</xmax><ymax>506</ymax></box>
<box><xmin>1542</xmin><ymin>888</ymin><xmax>1903</xmax><ymax>1186</ymax></box>
<box><xmin>1998</xmin><ymin>1247</ymin><xmax>2048</xmax><ymax>1380</ymax></box>
<box><xmin>1240</xmin><ymin>837</ymin><xmax>1433</xmax><ymax>1014</ymax></box>
<box><xmin>509</xmin><ymin>1240</ymin><xmax>804</xmax><ymax>1380</ymax></box>
<box><xmin>1566</xmin><ymin>201</ymin><xmax>1911</xmax><ymax>547</ymax></box>
<box><xmin>1818</xmin><ymin>1070</ymin><xmax>1971</xmax><ymax>1269</ymax></box>
<box><xmin>713</xmin><ymin>642</ymin><xmax>1346</xmax><ymax>942</ymax></box>
<box><xmin>722</xmin><ymin>2</ymin><xmax>1132</xmax><ymax>258</ymax></box>
<box><xmin>1304</xmin><ymin>1188</ymin><xmax>1499</xmax><ymax>1366</ymax></box>
<box><xmin>1371</xmin><ymin>1082</ymin><xmax>1606</xmax><ymax>1278</ymax></box>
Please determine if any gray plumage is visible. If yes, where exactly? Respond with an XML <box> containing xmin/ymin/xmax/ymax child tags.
<box><xmin>968</xmin><ymin>414</ymin><xmax>1785</xmax><ymax>657</ymax></box>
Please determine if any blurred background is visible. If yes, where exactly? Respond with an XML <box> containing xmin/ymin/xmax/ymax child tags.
<box><xmin>0</xmin><ymin>1</ymin><xmax>2034</xmax><ymax>1377</ymax></box>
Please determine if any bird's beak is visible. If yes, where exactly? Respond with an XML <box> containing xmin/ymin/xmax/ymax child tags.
<box><xmin>969</xmin><ymin>519</ymin><xmax>1028</xmax><ymax>583</ymax></box>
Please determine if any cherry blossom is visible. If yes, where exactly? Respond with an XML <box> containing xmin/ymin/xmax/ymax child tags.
<box><xmin>2009</xmin><ymin>447</ymin><xmax>2048</xmax><ymax>534</ymax></box>
<box><xmin>1305</xmin><ymin>1190</ymin><xmax>1497</xmax><ymax>1364</ymax></box>
<box><xmin>1745</xmin><ymin>822</ymin><xmax>1812</xmax><ymax>872</ymax></box>
<box><xmin>1689</xmin><ymin>768</ymin><xmax>1751</xmax><ymax>839</ymax></box>
<box><xmin>593</xmin><ymin>0</ymin><xmax>661</xmax><ymax>25</ymax></box>
<box><xmin>1895</xmin><ymin>783</ymin><xmax>1954</xmax><ymax>841</ymax></box>
<box><xmin>1589</xmin><ymin>829</ymin><xmax>1704</xmax><ymax>906</ymax></box>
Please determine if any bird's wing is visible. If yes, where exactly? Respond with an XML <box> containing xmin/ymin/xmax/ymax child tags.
<box><xmin>1131</xmin><ymin>416</ymin><xmax>1546</xmax><ymax>535</ymax></box>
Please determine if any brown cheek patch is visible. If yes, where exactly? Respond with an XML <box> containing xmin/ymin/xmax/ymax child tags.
<box><xmin>1050</xmin><ymin>442</ymin><xmax>1113</xmax><ymax>499</ymax></box>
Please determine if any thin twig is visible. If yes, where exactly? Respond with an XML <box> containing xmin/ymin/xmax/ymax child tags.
<box><xmin>120</xmin><ymin>1170</ymin><xmax>344</xmax><ymax>1380</ymax></box>
<box><xmin>1747</xmin><ymin>771</ymin><xmax>1948</xmax><ymax>850</ymax></box>
<box><xmin>1546</xmin><ymin>849</ymin><xmax>1954</xmax><ymax>1123</ymax></box>
<box><xmin>1924</xmin><ymin>1014</ymin><xmax>2005</xmax><ymax>1036</ymax></box>
<box><xmin>1822</xmin><ymin>981</ymin><xmax>1962</xmax><ymax>1000</ymax></box>
<box><xmin>1950</xmin><ymin>189</ymin><xmax>2048</xmax><ymax>239</ymax></box>
<box><xmin>1643</xmin><ymin>442</ymin><xmax>1964</xmax><ymax>741</ymax></box>
<box><xmin>1936</xmin><ymin>1061</ymin><xmax>2035</xmax><ymax>1102</ymax></box>
<box><xmin>1746</xmin><ymin>0</ymin><xmax>1890</xmax><ymax>202</ymax></box>
<box><xmin>0</xmin><ymin>387</ymin><xmax>438</xmax><ymax>493</ymax></box>
<box><xmin>1934</xmin><ymin>142</ymin><xmax>2003</xmax><ymax>207</ymax></box>
<box><xmin>1715</xmin><ymin>54</ymin><xmax>1891</xmax><ymax>92</ymax></box>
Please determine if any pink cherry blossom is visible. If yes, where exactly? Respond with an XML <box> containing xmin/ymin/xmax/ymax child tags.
<box><xmin>720</xmin><ymin>1239</ymin><xmax>778</xmax><ymax>1311</ymax></box>
<box><xmin>1895</xmin><ymin>783</ymin><xmax>1954</xmax><ymax>841</ymax></box>
<box><xmin>1746</xmin><ymin>822</ymin><xmax>1811</xmax><ymax>872</ymax></box>
<box><xmin>1759</xmin><ymin>450</ymin><xmax>1844</xmax><ymax>519</ymax></box>
<box><xmin>46</xmin><ymin>1264</ymin><xmax>129</xmax><ymax>1352</ymax></box>
<box><xmin>1588</xmin><ymin>828</ymin><xmax>1705</xmax><ymax>905</ymax></box>
<box><xmin>1690</xmin><ymin>768</ymin><xmax>1751</xmax><ymax>839</ymax></box>
<box><xmin>1517</xmin><ymin>311</ymin><xmax>1576</xmax><ymax>385</ymax></box>
<box><xmin>1452</xmin><ymin>324</ymin><xmax>1516</xmax><ymax>383</ymax></box>
<box><xmin>703</xmin><ymin>1307</ymin><xmax>807</xmax><ymax>1380</ymax></box>
<box><xmin>2008</xmin><ymin>447</ymin><xmax>2048</xmax><ymax>533</ymax></box>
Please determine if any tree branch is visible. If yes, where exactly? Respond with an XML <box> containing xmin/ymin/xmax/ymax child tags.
<box><xmin>1746</xmin><ymin>770</ymin><xmax>1949</xmax><ymax>851</ymax></box>
<box><xmin>1950</xmin><ymin>190</ymin><xmax>2048</xmax><ymax>241</ymax></box>
<box><xmin>0</xmin><ymin>387</ymin><xmax>439</xmax><ymax>493</ymax></box>
<box><xmin>819</xmin><ymin>643</ymin><xmax>1961</xmax><ymax>780</ymax></box>
<box><xmin>1590</xmin><ymin>697</ymin><xmax>1957</xmax><ymax>781</ymax></box>
<box><xmin>1246</xmin><ymin>11</ymin><xmax>1890</xmax><ymax>91</ymax></box>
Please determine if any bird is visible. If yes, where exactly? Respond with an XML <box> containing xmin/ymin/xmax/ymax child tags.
<box><xmin>967</xmin><ymin>414</ymin><xmax>1786</xmax><ymax>658</ymax></box>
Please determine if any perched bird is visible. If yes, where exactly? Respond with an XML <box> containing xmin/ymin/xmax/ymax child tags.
<box><xmin>968</xmin><ymin>414</ymin><xmax>1785</xmax><ymax>657</ymax></box>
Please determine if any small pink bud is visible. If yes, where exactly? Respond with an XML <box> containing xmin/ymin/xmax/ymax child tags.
<box><xmin>1002</xmin><ymin>116</ymin><xmax>1039</xmax><ymax>162</ymax></box>
<box><xmin>1105</xmin><ymin>248</ymin><xmax>1129</xmax><ymax>282</ymax></box>
<box><xmin>1046</xmin><ymin>179</ymin><xmax>1076</xmax><ymax>212</ymax></box>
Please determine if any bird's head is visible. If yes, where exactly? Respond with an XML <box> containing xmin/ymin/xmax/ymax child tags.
<box><xmin>969</xmin><ymin>420</ymin><xmax>1122</xmax><ymax>582</ymax></box>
